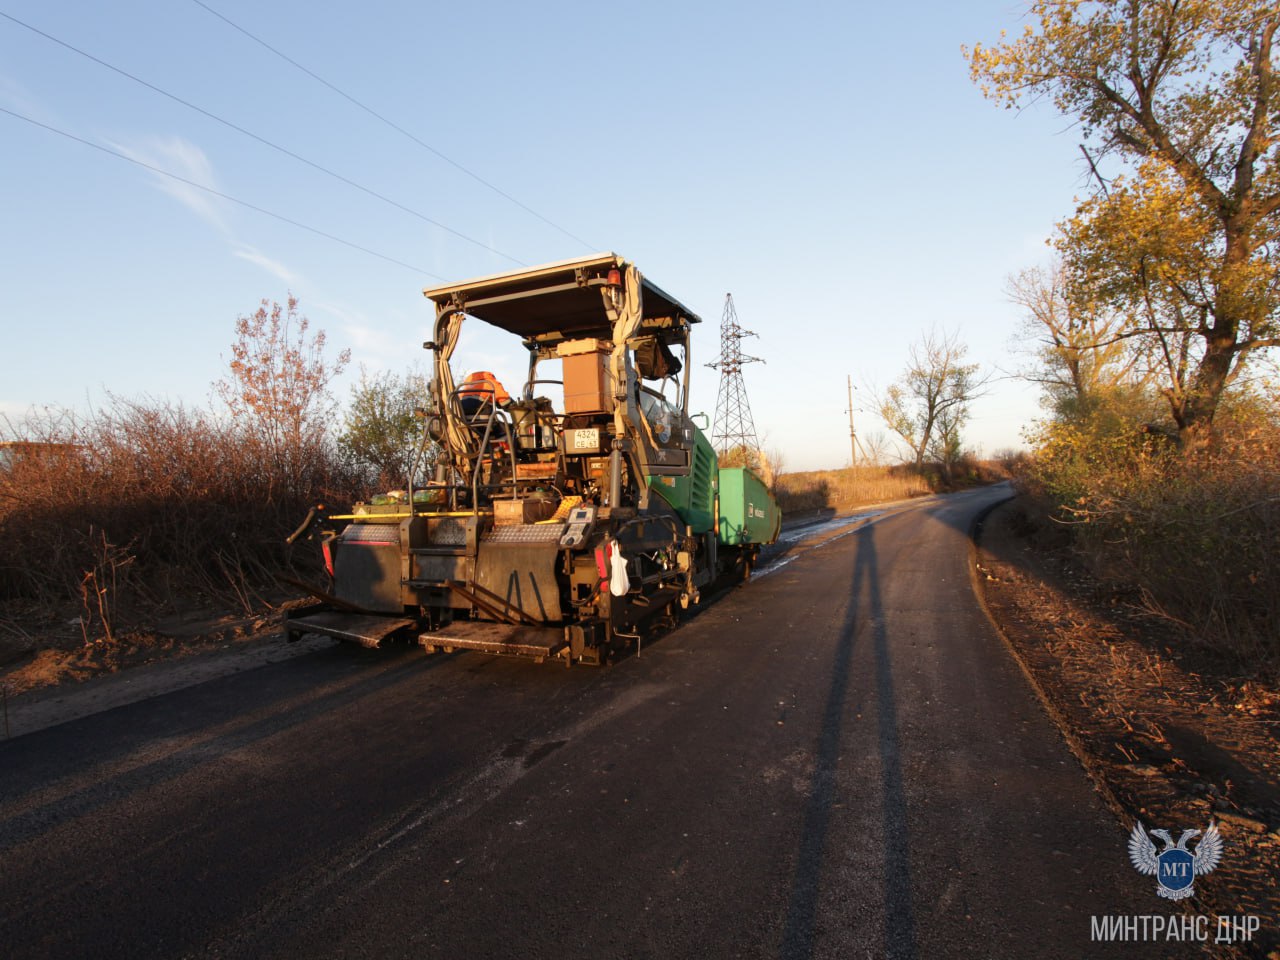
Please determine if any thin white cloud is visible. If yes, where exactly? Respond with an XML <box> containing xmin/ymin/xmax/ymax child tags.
<box><xmin>233</xmin><ymin>246</ymin><xmax>302</xmax><ymax>286</ymax></box>
<box><xmin>310</xmin><ymin>296</ymin><xmax>367</xmax><ymax>327</ymax></box>
<box><xmin>310</xmin><ymin>298</ymin><xmax>400</xmax><ymax>367</ymax></box>
<box><xmin>105</xmin><ymin>135</ymin><xmax>230</xmax><ymax>235</ymax></box>
<box><xmin>343</xmin><ymin>323</ymin><xmax>394</xmax><ymax>355</ymax></box>
<box><xmin>0</xmin><ymin>75</ymin><xmax>59</xmax><ymax>126</ymax></box>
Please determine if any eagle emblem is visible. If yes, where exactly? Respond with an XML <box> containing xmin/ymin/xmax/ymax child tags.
<box><xmin>1128</xmin><ymin>820</ymin><xmax>1223</xmax><ymax>900</ymax></box>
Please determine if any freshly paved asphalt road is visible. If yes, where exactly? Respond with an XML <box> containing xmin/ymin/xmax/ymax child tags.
<box><xmin>0</xmin><ymin>486</ymin><xmax>1181</xmax><ymax>958</ymax></box>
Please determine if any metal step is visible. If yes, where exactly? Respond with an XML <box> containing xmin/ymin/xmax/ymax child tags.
<box><xmin>286</xmin><ymin>611</ymin><xmax>416</xmax><ymax>648</ymax></box>
<box><xmin>419</xmin><ymin>621</ymin><xmax>566</xmax><ymax>660</ymax></box>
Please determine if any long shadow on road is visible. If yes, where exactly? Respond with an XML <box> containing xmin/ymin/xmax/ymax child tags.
<box><xmin>780</xmin><ymin>521</ymin><xmax>918</xmax><ymax>960</ymax></box>
<box><xmin>0</xmin><ymin>647</ymin><xmax>439</xmax><ymax>855</ymax></box>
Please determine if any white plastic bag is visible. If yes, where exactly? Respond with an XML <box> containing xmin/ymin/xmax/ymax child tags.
<box><xmin>609</xmin><ymin>542</ymin><xmax>631</xmax><ymax>597</ymax></box>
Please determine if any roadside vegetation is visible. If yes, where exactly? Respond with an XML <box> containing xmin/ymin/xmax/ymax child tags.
<box><xmin>0</xmin><ymin>296</ymin><xmax>368</xmax><ymax>668</ymax></box>
<box><xmin>871</xmin><ymin>327</ymin><xmax>990</xmax><ymax>486</ymax></box>
<box><xmin>969</xmin><ymin>0</ymin><xmax>1280</xmax><ymax>676</ymax></box>
<box><xmin>0</xmin><ymin>400</ymin><xmax>345</xmax><ymax>627</ymax></box>
<box><xmin>773</xmin><ymin>465</ymin><xmax>931</xmax><ymax>513</ymax></box>
<box><xmin>772</xmin><ymin>459</ymin><xmax>1003</xmax><ymax>515</ymax></box>
<box><xmin>718</xmin><ymin>409</ymin><xmax>1003</xmax><ymax>518</ymax></box>
<box><xmin>749</xmin><ymin>321</ymin><xmax>999</xmax><ymax>516</ymax></box>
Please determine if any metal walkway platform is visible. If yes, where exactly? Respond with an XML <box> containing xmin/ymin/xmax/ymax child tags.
<box><xmin>285</xmin><ymin>610</ymin><xmax>416</xmax><ymax>648</ymax></box>
<box><xmin>419</xmin><ymin>621</ymin><xmax>566</xmax><ymax>661</ymax></box>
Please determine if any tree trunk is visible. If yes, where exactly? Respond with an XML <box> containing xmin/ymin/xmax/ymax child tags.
<box><xmin>1180</xmin><ymin>224</ymin><xmax>1250</xmax><ymax>443</ymax></box>
<box><xmin>1180</xmin><ymin>334</ymin><xmax>1234</xmax><ymax>445</ymax></box>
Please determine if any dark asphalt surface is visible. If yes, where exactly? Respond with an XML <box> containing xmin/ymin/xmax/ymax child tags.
<box><xmin>0</xmin><ymin>486</ymin><xmax>1184</xmax><ymax>958</ymax></box>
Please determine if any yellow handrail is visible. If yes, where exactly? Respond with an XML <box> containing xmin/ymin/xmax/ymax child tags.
<box><xmin>328</xmin><ymin>510</ymin><xmax>492</xmax><ymax>520</ymax></box>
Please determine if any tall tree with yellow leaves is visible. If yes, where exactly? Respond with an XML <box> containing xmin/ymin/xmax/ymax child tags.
<box><xmin>967</xmin><ymin>1</ymin><xmax>1280</xmax><ymax>439</ymax></box>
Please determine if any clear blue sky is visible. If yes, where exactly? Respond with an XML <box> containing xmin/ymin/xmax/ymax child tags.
<box><xmin>1</xmin><ymin>0</ymin><xmax>1087</xmax><ymax>471</ymax></box>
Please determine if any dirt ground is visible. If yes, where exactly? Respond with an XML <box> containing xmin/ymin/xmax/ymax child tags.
<box><xmin>975</xmin><ymin>494</ymin><xmax>1280</xmax><ymax>959</ymax></box>
<box><xmin>0</xmin><ymin>598</ymin><xmax>302</xmax><ymax>699</ymax></box>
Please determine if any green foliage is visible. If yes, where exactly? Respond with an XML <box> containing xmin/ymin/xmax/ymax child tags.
<box><xmin>1024</xmin><ymin>406</ymin><xmax>1169</xmax><ymax>513</ymax></box>
<box><xmin>338</xmin><ymin>367</ymin><xmax>435</xmax><ymax>488</ymax></box>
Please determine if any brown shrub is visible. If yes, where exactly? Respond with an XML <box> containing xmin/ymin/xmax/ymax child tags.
<box><xmin>1023</xmin><ymin>409</ymin><xmax>1280</xmax><ymax>675</ymax></box>
<box><xmin>0</xmin><ymin>397</ymin><xmax>356</xmax><ymax>633</ymax></box>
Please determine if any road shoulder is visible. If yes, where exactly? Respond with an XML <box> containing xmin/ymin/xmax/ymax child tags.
<box><xmin>973</xmin><ymin>494</ymin><xmax>1280</xmax><ymax>958</ymax></box>
<box><xmin>1</xmin><ymin>631</ymin><xmax>334</xmax><ymax>740</ymax></box>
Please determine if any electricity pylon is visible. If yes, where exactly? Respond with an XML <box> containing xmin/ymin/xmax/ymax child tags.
<box><xmin>706</xmin><ymin>293</ymin><xmax>764</xmax><ymax>469</ymax></box>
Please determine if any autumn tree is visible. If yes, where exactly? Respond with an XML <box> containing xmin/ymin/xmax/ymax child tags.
<box><xmin>214</xmin><ymin>295</ymin><xmax>350</xmax><ymax>494</ymax></box>
<box><xmin>1054</xmin><ymin>162</ymin><xmax>1258</xmax><ymax>432</ymax></box>
<box><xmin>717</xmin><ymin>443</ymin><xmax>780</xmax><ymax>490</ymax></box>
<box><xmin>857</xmin><ymin>430</ymin><xmax>896</xmax><ymax>467</ymax></box>
<box><xmin>927</xmin><ymin>403</ymin><xmax>966</xmax><ymax>478</ymax></box>
<box><xmin>967</xmin><ymin>1</ymin><xmax>1280</xmax><ymax>441</ymax></box>
<box><xmin>875</xmin><ymin>329</ymin><xmax>986</xmax><ymax>476</ymax></box>
<box><xmin>1005</xmin><ymin>260</ymin><xmax>1150</xmax><ymax>420</ymax></box>
<box><xmin>338</xmin><ymin>366</ymin><xmax>435</xmax><ymax>488</ymax></box>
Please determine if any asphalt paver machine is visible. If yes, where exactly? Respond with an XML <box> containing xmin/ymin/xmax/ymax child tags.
<box><xmin>286</xmin><ymin>254</ymin><xmax>780</xmax><ymax>664</ymax></box>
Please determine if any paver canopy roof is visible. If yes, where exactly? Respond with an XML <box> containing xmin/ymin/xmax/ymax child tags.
<box><xmin>423</xmin><ymin>253</ymin><xmax>700</xmax><ymax>345</ymax></box>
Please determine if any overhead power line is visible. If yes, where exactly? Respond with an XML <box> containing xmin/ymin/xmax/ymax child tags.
<box><xmin>190</xmin><ymin>0</ymin><xmax>596</xmax><ymax>251</ymax></box>
<box><xmin>0</xmin><ymin>10</ymin><xmax>525</xmax><ymax>267</ymax></box>
<box><xmin>0</xmin><ymin>106</ymin><xmax>444</xmax><ymax>279</ymax></box>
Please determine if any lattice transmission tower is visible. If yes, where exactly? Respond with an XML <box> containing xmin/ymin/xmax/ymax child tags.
<box><xmin>706</xmin><ymin>293</ymin><xmax>764</xmax><ymax>468</ymax></box>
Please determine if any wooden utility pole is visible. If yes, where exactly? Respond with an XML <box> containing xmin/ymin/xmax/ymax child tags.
<box><xmin>846</xmin><ymin>375</ymin><xmax>857</xmax><ymax>468</ymax></box>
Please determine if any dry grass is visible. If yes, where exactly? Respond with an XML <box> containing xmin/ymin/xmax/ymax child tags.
<box><xmin>774</xmin><ymin>464</ymin><xmax>932</xmax><ymax>514</ymax></box>
<box><xmin>774</xmin><ymin>456</ymin><xmax>1011</xmax><ymax>515</ymax></box>
<box><xmin>0</xmin><ymin>398</ymin><xmax>357</xmax><ymax>639</ymax></box>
